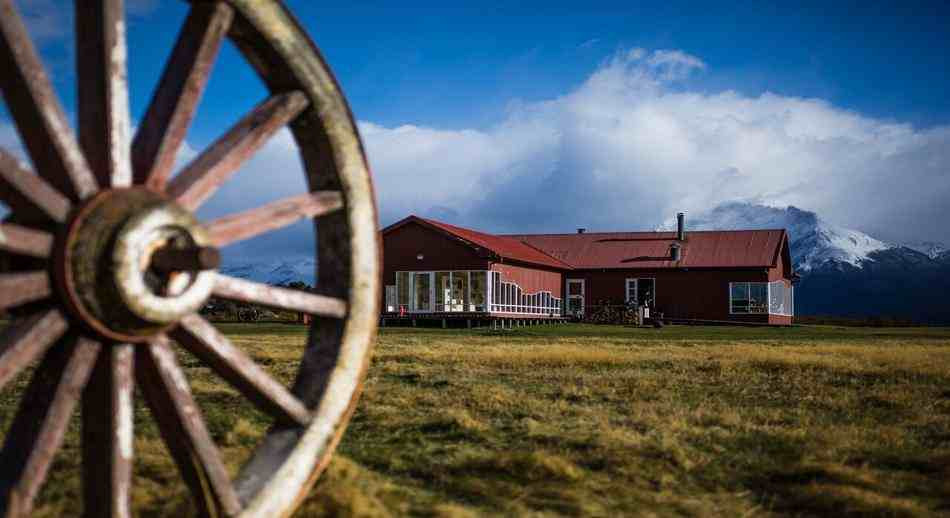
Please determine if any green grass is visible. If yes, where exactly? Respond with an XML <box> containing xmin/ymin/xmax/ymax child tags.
<box><xmin>3</xmin><ymin>324</ymin><xmax>950</xmax><ymax>516</ymax></box>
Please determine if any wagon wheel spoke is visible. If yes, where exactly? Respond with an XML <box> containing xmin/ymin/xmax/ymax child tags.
<box><xmin>166</xmin><ymin>91</ymin><xmax>310</xmax><ymax>211</ymax></box>
<box><xmin>211</xmin><ymin>274</ymin><xmax>348</xmax><ymax>318</ymax></box>
<box><xmin>137</xmin><ymin>335</ymin><xmax>242</xmax><ymax>517</ymax></box>
<box><xmin>0</xmin><ymin>272</ymin><xmax>51</xmax><ymax>311</ymax></box>
<box><xmin>0</xmin><ymin>0</ymin><xmax>98</xmax><ymax>200</ymax></box>
<box><xmin>133</xmin><ymin>2</ymin><xmax>234</xmax><ymax>190</ymax></box>
<box><xmin>82</xmin><ymin>344</ymin><xmax>135</xmax><ymax>518</ymax></box>
<box><xmin>0</xmin><ymin>336</ymin><xmax>100</xmax><ymax>518</ymax></box>
<box><xmin>203</xmin><ymin>191</ymin><xmax>343</xmax><ymax>248</ymax></box>
<box><xmin>172</xmin><ymin>314</ymin><xmax>311</xmax><ymax>426</ymax></box>
<box><xmin>0</xmin><ymin>149</ymin><xmax>73</xmax><ymax>223</ymax></box>
<box><xmin>0</xmin><ymin>309</ymin><xmax>68</xmax><ymax>393</ymax></box>
<box><xmin>75</xmin><ymin>0</ymin><xmax>133</xmax><ymax>189</ymax></box>
<box><xmin>0</xmin><ymin>224</ymin><xmax>53</xmax><ymax>259</ymax></box>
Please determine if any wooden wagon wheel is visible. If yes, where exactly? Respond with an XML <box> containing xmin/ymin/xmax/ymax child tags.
<box><xmin>0</xmin><ymin>0</ymin><xmax>380</xmax><ymax>516</ymax></box>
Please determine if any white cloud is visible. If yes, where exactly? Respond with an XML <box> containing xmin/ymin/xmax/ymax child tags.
<box><xmin>355</xmin><ymin>48</ymin><xmax>950</xmax><ymax>244</ymax></box>
<box><xmin>3</xmin><ymin>47</ymin><xmax>949</xmax><ymax>254</ymax></box>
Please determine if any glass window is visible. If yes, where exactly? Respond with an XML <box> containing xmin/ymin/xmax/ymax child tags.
<box><xmin>769</xmin><ymin>280</ymin><xmax>794</xmax><ymax>316</ymax></box>
<box><xmin>449</xmin><ymin>271</ymin><xmax>468</xmax><ymax>311</ymax></box>
<box><xmin>492</xmin><ymin>272</ymin><xmax>504</xmax><ymax>304</ymax></box>
<box><xmin>731</xmin><ymin>282</ymin><xmax>768</xmax><ymax>314</ymax></box>
<box><xmin>731</xmin><ymin>282</ymin><xmax>748</xmax><ymax>313</ymax></box>
<box><xmin>434</xmin><ymin>272</ymin><xmax>450</xmax><ymax>311</ymax></box>
<box><xmin>568</xmin><ymin>281</ymin><xmax>583</xmax><ymax>296</ymax></box>
<box><xmin>750</xmin><ymin>283</ymin><xmax>768</xmax><ymax>313</ymax></box>
<box><xmin>412</xmin><ymin>272</ymin><xmax>430</xmax><ymax>311</ymax></box>
<box><xmin>396</xmin><ymin>272</ymin><xmax>411</xmax><ymax>308</ymax></box>
<box><xmin>567</xmin><ymin>297</ymin><xmax>582</xmax><ymax>315</ymax></box>
<box><xmin>638</xmin><ymin>279</ymin><xmax>655</xmax><ymax>307</ymax></box>
<box><xmin>471</xmin><ymin>271</ymin><xmax>486</xmax><ymax>310</ymax></box>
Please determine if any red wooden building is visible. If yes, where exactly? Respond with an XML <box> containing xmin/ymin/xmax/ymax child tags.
<box><xmin>381</xmin><ymin>214</ymin><xmax>795</xmax><ymax>325</ymax></box>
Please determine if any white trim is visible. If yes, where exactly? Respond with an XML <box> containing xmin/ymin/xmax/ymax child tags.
<box><xmin>394</xmin><ymin>269</ymin><xmax>562</xmax><ymax>315</ymax></box>
<box><xmin>566</xmin><ymin>278</ymin><xmax>585</xmax><ymax>317</ymax></box>
<box><xmin>624</xmin><ymin>277</ymin><xmax>657</xmax><ymax>306</ymax></box>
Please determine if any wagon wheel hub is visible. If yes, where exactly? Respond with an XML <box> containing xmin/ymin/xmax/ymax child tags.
<box><xmin>0</xmin><ymin>1</ymin><xmax>379</xmax><ymax>516</ymax></box>
<box><xmin>57</xmin><ymin>188</ymin><xmax>218</xmax><ymax>343</ymax></box>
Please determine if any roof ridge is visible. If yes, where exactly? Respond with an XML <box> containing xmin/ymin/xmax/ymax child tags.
<box><xmin>502</xmin><ymin>228</ymin><xmax>786</xmax><ymax>236</ymax></box>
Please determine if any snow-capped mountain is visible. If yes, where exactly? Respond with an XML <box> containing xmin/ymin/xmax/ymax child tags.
<box><xmin>660</xmin><ymin>202</ymin><xmax>894</xmax><ymax>272</ymax></box>
<box><xmin>219</xmin><ymin>256</ymin><xmax>316</xmax><ymax>286</ymax></box>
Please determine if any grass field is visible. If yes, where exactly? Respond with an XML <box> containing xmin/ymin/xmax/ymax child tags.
<box><xmin>2</xmin><ymin>323</ymin><xmax>950</xmax><ymax>516</ymax></box>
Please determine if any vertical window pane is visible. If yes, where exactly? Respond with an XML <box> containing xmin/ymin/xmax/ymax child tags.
<box><xmin>435</xmin><ymin>272</ymin><xmax>449</xmax><ymax>311</ymax></box>
<box><xmin>569</xmin><ymin>281</ymin><xmax>582</xmax><ymax>296</ymax></box>
<box><xmin>413</xmin><ymin>273</ymin><xmax>430</xmax><ymax>311</ymax></box>
<box><xmin>731</xmin><ymin>282</ymin><xmax>749</xmax><ymax>313</ymax></box>
<box><xmin>638</xmin><ymin>279</ymin><xmax>655</xmax><ymax>307</ymax></box>
<box><xmin>471</xmin><ymin>271</ymin><xmax>486</xmax><ymax>309</ymax></box>
<box><xmin>750</xmin><ymin>283</ymin><xmax>768</xmax><ymax>314</ymax></box>
<box><xmin>397</xmin><ymin>272</ymin><xmax>411</xmax><ymax>307</ymax></box>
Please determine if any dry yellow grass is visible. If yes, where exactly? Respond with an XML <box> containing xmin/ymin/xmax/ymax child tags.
<box><xmin>1</xmin><ymin>323</ymin><xmax>949</xmax><ymax>516</ymax></box>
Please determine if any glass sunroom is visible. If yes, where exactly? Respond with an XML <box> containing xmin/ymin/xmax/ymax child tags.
<box><xmin>729</xmin><ymin>280</ymin><xmax>794</xmax><ymax>316</ymax></box>
<box><xmin>387</xmin><ymin>271</ymin><xmax>562</xmax><ymax>316</ymax></box>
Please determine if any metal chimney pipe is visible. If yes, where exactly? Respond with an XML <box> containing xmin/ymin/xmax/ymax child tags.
<box><xmin>677</xmin><ymin>212</ymin><xmax>685</xmax><ymax>241</ymax></box>
<box><xmin>670</xmin><ymin>243</ymin><xmax>682</xmax><ymax>261</ymax></box>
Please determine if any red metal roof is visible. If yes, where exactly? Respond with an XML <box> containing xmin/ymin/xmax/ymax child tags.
<box><xmin>382</xmin><ymin>216</ymin><xmax>571</xmax><ymax>269</ymax></box>
<box><xmin>383</xmin><ymin>216</ymin><xmax>788</xmax><ymax>270</ymax></box>
<box><xmin>505</xmin><ymin>230</ymin><xmax>787</xmax><ymax>269</ymax></box>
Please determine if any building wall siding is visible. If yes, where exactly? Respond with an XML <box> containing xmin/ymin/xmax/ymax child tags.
<box><xmin>572</xmin><ymin>268</ymin><xmax>773</xmax><ymax>322</ymax></box>
<box><xmin>768</xmin><ymin>241</ymin><xmax>789</xmax><ymax>281</ymax></box>
<box><xmin>491</xmin><ymin>262</ymin><xmax>563</xmax><ymax>297</ymax></box>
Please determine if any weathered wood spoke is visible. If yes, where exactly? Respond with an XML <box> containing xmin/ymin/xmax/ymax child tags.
<box><xmin>133</xmin><ymin>3</ymin><xmax>233</xmax><ymax>190</ymax></box>
<box><xmin>0</xmin><ymin>337</ymin><xmax>100</xmax><ymax>518</ymax></box>
<box><xmin>0</xmin><ymin>0</ymin><xmax>98</xmax><ymax>200</ymax></box>
<box><xmin>166</xmin><ymin>91</ymin><xmax>310</xmax><ymax>211</ymax></box>
<box><xmin>0</xmin><ymin>149</ymin><xmax>72</xmax><ymax>223</ymax></box>
<box><xmin>76</xmin><ymin>0</ymin><xmax>133</xmax><ymax>189</ymax></box>
<box><xmin>0</xmin><ymin>1</ymin><xmax>374</xmax><ymax>514</ymax></box>
<box><xmin>82</xmin><ymin>344</ymin><xmax>135</xmax><ymax>518</ymax></box>
<box><xmin>137</xmin><ymin>335</ymin><xmax>242</xmax><ymax>517</ymax></box>
<box><xmin>0</xmin><ymin>309</ymin><xmax>68</xmax><ymax>393</ymax></box>
<box><xmin>0</xmin><ymin>224</ymin><xmax>53</xmax><ymax>258</ymax></box>
<box><xmin>172</xmin><ymin>314</ymin><xmax>311</xmax><ymax>426</ymax></box>
<box><xmin>0</xmin><ymin>271</ymin><xmax>51</xmax><ymax>311</ymax></box>
<box><xmin>203</xmin><ymin>191</ymin><xmax>344</xmax><ymax>247</ymax></box>
<box><xmin>212</xmin><ymin>274</ymin><xmax>348</xmax><ymax>318</ymax></box>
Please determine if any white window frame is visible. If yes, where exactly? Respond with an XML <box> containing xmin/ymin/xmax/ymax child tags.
<box><xmin>566</xmin><ymin>278</ymin><xmax>585</xmax><ymax>316</ymax></box>
<box><xmin>624</xmin><ymin>277</ymin><xmax>657</xmax><ymax>306</ymax></box>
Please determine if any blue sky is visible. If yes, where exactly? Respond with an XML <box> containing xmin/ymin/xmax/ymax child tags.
<box><xmin>2</xmin><ymin>1</ymin><xmax>950</xmax><ymax>260</ymax></box>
